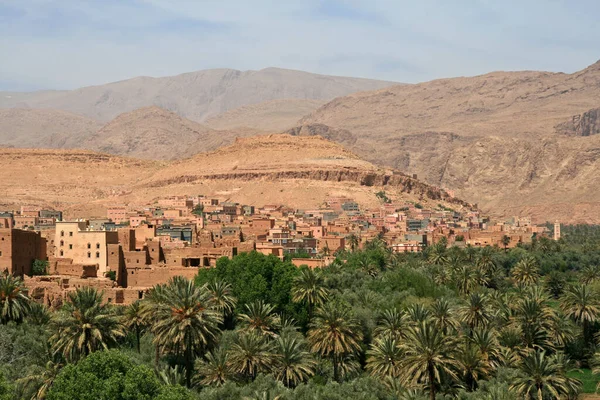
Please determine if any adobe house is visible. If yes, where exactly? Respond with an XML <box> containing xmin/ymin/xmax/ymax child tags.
<box><xmin>54</xmin><ymin>221</ymin><xmax>119</xmax><ymax>277</ymax></box>
<box><xmin>0</xmin><ymin>228</ymin><xmax>47</xmax><ymax>276</ymax></box>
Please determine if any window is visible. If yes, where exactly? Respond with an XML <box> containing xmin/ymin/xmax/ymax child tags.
<box><xmin>87</xmin><ymin>252</ymin><xmax>91</xmax><ymax>258</ymax></box>
<box><xmin>60</xmin><ymin>240</ymin><xmax>64</xmax><ymax>247</ymax></box>
<box><xmin>96</xmin><ymin>252</ymin><xmax>100</xmax><ymax>258</ymax></box>
<box><xmin>0</xmin><ymin>251</ymin><xmax>2</xmax><ymax>257</ymax></box>
<box><xmin>96</xmin><ymin>243</ymin><xmax>100</xmax><ymax>249</ymax></box>
<box><xmin>87</xmin><ymin>243</ymin><xmax>91</xmax><ymax>249</ymax></box>
<box><xmin>69</xmin><ymin>232</ymin><xmax>73</xmax><ymax>237</ymax></box>
<box><xmin>69</xmin><ymin>244</ymin><xmax>73</xmax><ymax>250</ymax></box>
<box><xmin>60</xmin><ymin>231</ymin><xmax>64</xmax><ymax>237</ymax></box>
<box><xmin>60</xmin><ymin>250</ymin><xmax>64</xmax><ymax>256</ymax></box>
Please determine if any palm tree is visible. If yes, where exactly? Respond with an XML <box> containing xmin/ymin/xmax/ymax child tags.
<box><xmin>307</xmin><ymin>303</ymin><xmax>363</xmax><ymax>382</ymax></box>
<box><xmin>406</xmin><ymin>303</ymin><xmax>431</xmax><ymax>325</ymax></box>
<box><xmin>140</xmin><ymin>282</ymin><xmax>168</xmax><ymax>366</ymax></box>
<box><xmin>458</xmin><ymin>292</ymin><xmax>491</xmax><ymax>333</ymax></box>
<box><xmin>501</xmin><ymin>235</ymin><xmax>511</xmax><ymax>252</ymax></box>
<box><xmin>0</xmin><ymin>273</ymin><xmax>30</xmax><ymax>324</ymax></box>
<box><xmin>146</xmin><ymin>276</ymin><xmax>222</xmax><ymax>387</ymax></box>
<box><xmin>374</xmin><ymin>308</ymin><xmax>407</xmax><ymax>340</ymax></box>
<box><xmin>580</xmin><ymin>265</ymin><xmax>600</xmax><ymax>285</ymax></box>
<box><xmin>27</xmin><ymin>301</ymin><xmax>51</xmax><ymax>325</ymax></box>
<box><xmin>194</xmin><ymin>347</ymin><xmax>230</xmax><ymax>387</ymax></box>
<box><xmin>18</xmin><ymin>359</ymin><xmax>62</xmax><ymax>400</ymax></box>
<box><xmin>206</xmin><ymin>280</ymin><xmax>237</xmax><ymax>320</ymax></box>
<box><xmin>122</xmin><ymin>300</ymin><xmax>146</xmax><ymax>353</ymax></box>
<box><xmin>228</xmin><ymin>332</ymin><xmax>276</xmax><ymax>381</ymax></box>
<box><xmin>452</xmin><ymin>265</ymin><xmax>477</xmax><ymax>295</ymax></box>
<box><xmin>347</xmin><ymin>234</ymin><xmax>360</xmax><ymax>252</ymax></box>
<box><xmin>560</xmin><ymin>284</ymin><xmax>600</xmax><ymax>346</ymax></box>
<box><xmin>238</xmin><ymin>300</ymin><xmax>280</xmax><ymax>337</ymax></box>
<box><xmin>510</xmin><ymin>350</ymin><xmax>580</xmax><ymax>399</ymax></box>
<box><xmin>512</xmin><ymin>257</ymin><xmax>540</xmax><ymax>286</ymax></box>
<box><xmin>357</xmin><ymin>255</ymin><xmax>379</xmax><ymax>277</ymax></box>
<box><xmin>399</xmin><ymin>320</ymin><xmax>459</xmax><ymax>400</ymax></box>
<box><xmin>50</xmin><ymin>287</ymin><xmax>124</xmax><ymax>362</ymax></box>
<box><xmin>291</xmin><ymin>268</ymin><xmax>328</xmax><ymax>319</ymax></box>
<box><xmin>273</xmin><ymin>333</ymin><xmax>316</xmax><ymax>387</ymax></box>
<box><xmin>430</xmin><ymin>298</ymin><xmax>458</xmax><ymax>334</ymax></box>
<box><xmin>455</xmin><ymin>343</ymin><xmax>492</xmax><ymax>391</ymax></box>
<box><xmin>366</xmin><ymin>335</ymin><xmax>403</xmax><ymax>380</ymax></box>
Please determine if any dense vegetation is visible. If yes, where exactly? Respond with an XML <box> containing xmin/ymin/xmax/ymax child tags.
<box><xmin>3</xmin><ymin>225</ymin><xmax>600</xmax><ymax>399</ymax></box>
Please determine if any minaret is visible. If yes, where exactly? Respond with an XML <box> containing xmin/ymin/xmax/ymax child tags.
<box><xmin>553</xmin><ymin>221</ymin><xmax>561</xmax><ymax>241</ymax></box>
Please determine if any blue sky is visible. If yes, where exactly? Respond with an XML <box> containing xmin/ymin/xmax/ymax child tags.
<box><xmin>0</xmin><ymin>0</ymin><xmax>599</xmax><ymax>90</ymax></box>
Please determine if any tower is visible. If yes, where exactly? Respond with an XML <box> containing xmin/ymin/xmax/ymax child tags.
<box><xmin>553</xmin><ymin>221</ymin><xmax>561</xmax><ymax>241</ymax></box>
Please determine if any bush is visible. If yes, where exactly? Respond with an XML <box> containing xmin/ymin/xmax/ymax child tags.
<box><xmin>31</xmin><ymin>259</ymin><xmax>48</xmax><ymax>276</ymax></box>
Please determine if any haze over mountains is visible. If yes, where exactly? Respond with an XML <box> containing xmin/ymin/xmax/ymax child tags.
<box><xmin>2</xmin><ymin>61</ymin><xmax>600</xmax><ymax>222</ymax></box>
<box><xmin>0</xmin><ymin>67</ymin><xmax>395</xmax><ymax>122</ymax></box>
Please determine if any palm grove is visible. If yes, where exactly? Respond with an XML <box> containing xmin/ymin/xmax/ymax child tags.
<box><xmin>3</xmin><ymin>226</ymin><xmax>600</xmax><ymax>399</ymax></box>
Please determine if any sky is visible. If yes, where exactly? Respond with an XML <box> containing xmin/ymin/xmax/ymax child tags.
<box><xmin>1</xmin><ymin>0</ymin><xmax>599</xmax><ymax>91</ymax></box>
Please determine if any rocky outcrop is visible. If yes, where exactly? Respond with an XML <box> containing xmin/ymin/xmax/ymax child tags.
<box><xmin>144</xmin><ymin>169</ymin><xmax>469</xmax><ymax>206</ymax></box>
<box><xmin>285</xmin><ymin>124</ymin><xmax>358</xmax><ymax>146</ymax></box>
<box><xmin>555</xmin><ymin>108</ymin><xmax>600</xmax><ymax>136</ymax></box>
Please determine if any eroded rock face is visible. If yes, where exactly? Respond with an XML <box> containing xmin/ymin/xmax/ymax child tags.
<box><xmin>556</xmin><ymin>108</ymin><xmax>600</xmax><ymax>137</ymax></box>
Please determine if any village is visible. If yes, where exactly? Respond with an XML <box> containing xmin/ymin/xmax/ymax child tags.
<box><xmin>0</xmin><ymin>194</ymin><xmax>555</xmax><ymax>307</ymax></box>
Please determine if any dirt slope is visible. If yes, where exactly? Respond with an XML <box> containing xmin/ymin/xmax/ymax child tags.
<box><xmin>0</xmin><ymin>108</ymin><xmax>101</xmax><ymax>148</ymax></box>
<box><xmin>296</xmin><ymin>60</ymin><xmax>600</xmax><ymax>222</ymax></box>
<box><xmin>0</xmin><ymin>135</ymin><xmax>467</xmax><ymax>218</ymax></box>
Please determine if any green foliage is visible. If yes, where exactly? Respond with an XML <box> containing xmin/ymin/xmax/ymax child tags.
<box><xmin>32</xmin><ymin>259</ymin><xmax>49</xmax><ymax>276</ymax></box>
<box><xmin>192</xmin><ymin>204</ymin><xmax>204</xmax><ymax>217</ymax></box>
<box><xmin>196</xmin><ymin>252</ymin><xmax>299</xmax><ymax>315</ymax></box>
<box><xmin>47</xmin><ymin>350</ymin><xmax>165</xmax><ymax>400</ymax></box>
<box><xmin>105</xmin><ymin>270</ymin><xmax>117</xmax><ymax>281</ymax></box>
<box><xmin>0</xmin><ymin>371</ymin><xmax>12</xmax><ymax>400</ymax></box>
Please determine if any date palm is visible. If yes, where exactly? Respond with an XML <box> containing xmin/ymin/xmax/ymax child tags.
<box><xmin>406</xmin><ymin>303</ymin><xmax>430</xmax><ymax>325</ymax></box>
<box><xmin>456</xmin><ymin>343</ymin><xmax>492</xmax><ymax>391</ymax></box>
<box><xmin>18</xmin><ymin>359</ymin><xmax>62</xmax><ymax>400</ymax></box>
<box><xmin>291</xmin><ymin>268</ymin><xmax>328</xmax><ymax>319</ymax></box>
<box><xmin>147</xmin><ymin>276</ymin><xmax>222</xmax><ymax>387</ymax></box>
<box><xmin>0</xmin><ymin>273</ymin><xmax>30</xmax><ymax>324</ymax></box>
<box><xmin>366</xmin><ymin>335</ymin><xmax>403</xmax><ymax>380</ymax></box>
<box><xmin>194</xmin><ymin>347</ymin><xmax>230</xmax><ymax>387</ymax></box>
<box><xmin>511</xmin><ymin>257</ymin><xmax>540</xmax><ymax>286</ymax></box>
<box><xmin>273</xmin><ymin>333</ymin><xmax>316</xmax><ymax>387</ymax></box>
<box><xmin>50</xmin><ymin>287</ymin><xmax>123</xmax><ymax>362</ymax></box>
<box><xmin>430</xmin><ymin>298</ymin><xmax>458</xmax><ymax>334</ymax></box>
<box><xmin>399</xmin><ymin>320</ymin><xmax>459</xmax><ymax>400</ymax></box>
<box><xmin>122</xmin><ymin>300</ymin><xmax>146</xmax><ymax>353</ymax></box>
<box><xmin>560</xmin><ymin>284</ymin><xmax>600</xmax><ymax>346</ymax></box>
<box><xmin>228</xmin><ymin>332</ymin><xmax>276</xmax><ymax>381</ymax></box>
<box><xmin>206</xmin><ymin>280</ymin><xmax>237</xmax><ymax>318</ymax></box>
<box><xmin>238</xmin><ymin>300</ymin><xmax>280</xmax><ymax>337</ymax></box>
<box><xmin>458</xmin><ymin>292</ymin><xmax>491</xmax><ymax>332</ymax></box>
<box><xmin>374</xmin><ymin>308</ymin><xmax>408</xmax><ymax>340</ymax></box>
<box><xmin>307</xmin><ymin>303</ymin><xmax>362</xmax><ymax>382</ymax></box>
<box><xmin>510</xmin><ymin>350</ymin><xmax>580</xmax><ymax>400</ymax></box>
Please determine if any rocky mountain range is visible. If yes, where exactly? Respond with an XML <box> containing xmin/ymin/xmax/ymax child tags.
<box><xmin>2</xmin><ymin>61</ymin><xmax>600</xmax><ymax>222</ymax></box>
<box><xmin>0</xmin><ymin>67</ymin><xmax>395</xmax><ymax>122</ymax></box>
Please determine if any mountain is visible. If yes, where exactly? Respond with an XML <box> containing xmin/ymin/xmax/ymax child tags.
<box><xmin>0</xmin><ymin>68</ymin><xmax>396</xmax><ymax>123</ymax></box>
<box><xmin>80</xmin><ymin>106</ymin><xmax>260</xmax><ymax>160</ymax></box>
<box><xmin>0</xmin><ymin>108</ymin><xmax>101</xmax><ymax>148</ymax></box>
<box><xmin>205</xmin><ymin>98</ymin><xmax>325</xmax><ymax>132</ymax></box>
<box><xmin>0</xmin><ymin>135</ymin><xmax>468</xmax><ymax>218</ymax></box>
<box><xmin>296</xmin><ymin>61</ymin><xmax>600</xmax><ymax>223</ymax></box>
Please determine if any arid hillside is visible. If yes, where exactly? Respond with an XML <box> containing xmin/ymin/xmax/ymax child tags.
<box><xmin>205</xmin><ymin>99</ymin><xmax>325</xmax><ymax>132</ymax></box>
<box><xmin>80</xmin><ymin>106</ymin><xmax>260</xmax><ymax>160</ymax></box>
<box><xmin>296</xmin><ymin>60</ymin><xmax>600</xmax><ymax>223</ymax></box>
<box><xmin>0</xmin><ymin>108</ymin><xmax>101</xmax><ymax>148</ymax></box>
<box><xmin>0</xmin><ymin>135</ymin><xmax>468</xmax><ymax>219</ymax></box>
<box><xmin>0</xmin><ymin>67</ymin><xmax>395</xmax><ymax>122</ymax></box>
